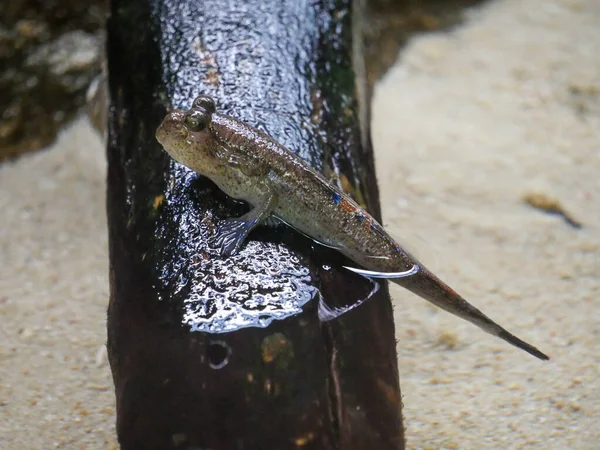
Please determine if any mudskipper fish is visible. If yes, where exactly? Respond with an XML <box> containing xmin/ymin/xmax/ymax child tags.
<box><xmin>156</xmin><ymin>95</ymin><xmax>549</xmax><ymax>361</ymax></box>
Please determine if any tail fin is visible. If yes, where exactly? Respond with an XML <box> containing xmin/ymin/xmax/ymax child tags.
<box><xmin>348</xmin><ymin>265</ymin><xmax>549</xmax><ymax>360</ymax></box>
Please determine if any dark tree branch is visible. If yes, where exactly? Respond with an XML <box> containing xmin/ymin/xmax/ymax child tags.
<box><xmin>107</xmin><ymin>0</ymin><xmax>403</xmax><ymax>448</ymax></box>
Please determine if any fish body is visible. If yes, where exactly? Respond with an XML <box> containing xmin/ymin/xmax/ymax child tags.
<box><xmin>156</xmin><ymin>95</ymin><xmax>549</xmax><ymax>361</ymax></box>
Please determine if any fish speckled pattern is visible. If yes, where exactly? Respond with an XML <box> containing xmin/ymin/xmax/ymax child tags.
<box><xmin>156</xmin><ymin>95</ymin><xmax>550</xmax><ymax>361</ymax></box>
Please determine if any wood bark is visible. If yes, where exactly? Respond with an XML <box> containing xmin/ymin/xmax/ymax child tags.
<box><xmin>107</xmin><ymin>0</ymin><xmax>403</xmax><ymax>448</ymax></box>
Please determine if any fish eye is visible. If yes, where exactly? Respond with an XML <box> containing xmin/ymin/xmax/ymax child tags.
<box><xmin>184</xmin><ymin>110</ymin><xmax>211</xmax><ymax>132</ymax></box>
<box><xmin>192</xmin><ymin>95</ymin><xmax>216</xmax><ymax>114</ymax></box>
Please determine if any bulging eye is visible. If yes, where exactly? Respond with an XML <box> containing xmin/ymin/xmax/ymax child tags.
<box><xmin>192</xmin><ymin>95</ymin><xmax>216</xmax><ymax>114</ymax></box>
<box><xmin>184</xmin><ymin>110</ymin><xmax>211</xmax><ymax>132</ymax></box>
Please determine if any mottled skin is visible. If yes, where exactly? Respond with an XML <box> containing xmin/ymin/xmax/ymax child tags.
<box><xmin>156</xmin><ymin>95</ymin><xmax>549</xmax><ymax>361</ymax></box>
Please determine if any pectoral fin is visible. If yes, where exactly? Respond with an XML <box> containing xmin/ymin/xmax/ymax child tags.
<box><xmin>212</xmin><ymin>218</ymin><xmax>256</xmax><ymax>256</ymax></box>
<box><xmin>212</xmin><ymin>193</ymin><xmax>277</xmax><ymax>257</ymax></box>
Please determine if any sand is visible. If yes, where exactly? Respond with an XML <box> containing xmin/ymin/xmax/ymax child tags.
<box><xmin>1</xmin><ymin>0</ymin><xmax>598</xmax><ymax>448</ymax></box>
<box><xmin>0</xmin><ymin>121</ymin><xmax>115</xmax><ymax>448</ymax></box>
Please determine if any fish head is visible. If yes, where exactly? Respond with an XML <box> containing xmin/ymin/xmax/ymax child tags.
<box><xmin>156</xmin><ymin>95</ymin><xmax>217</xmax><ymax>170</ymax></box>
<box><xmin>155</xmin><ymin>109</ymin><xmax>189</xmax><ymax>151</ymax></box>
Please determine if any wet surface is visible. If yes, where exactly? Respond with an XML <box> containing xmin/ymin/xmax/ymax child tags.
<box><xmin>155</xmin><ymin>181</ymin><xmax>319</xmax><ymax>333</ymax></box>
<box><xmin>148</xmin><ymin>161</ymin><xmax>319</xmax><ymax>334</ymax></box>
<box><xmin>110</xmin><ymin>0</ymin><xmax>378</xmax><ymax>335</ymax></box>
<box><xmin>107</xmin><ymin>0</ymin><xmax>403</xmax><ymax>447</ymax></box>
<box><xmin>206</xmin><ymin>340</ymin><xmax>232</xmax><ymax>369</ymax></box>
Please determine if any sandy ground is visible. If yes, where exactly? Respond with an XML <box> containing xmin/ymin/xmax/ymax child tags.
<box><xmin>1</xmin><ymin>0</ymin><xmax>598</xmax><ymax>448</ymax></box>
<box><xmin>373</xmin><ymin>0</ymin><xmax>600</xmax><ymax>448</ymax></box>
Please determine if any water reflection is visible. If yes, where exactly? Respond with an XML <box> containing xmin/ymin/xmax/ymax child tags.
<box><xmin>154</xmin><ymin>167</ymin><xmax>376</xmax><ymax>334</ymax></box>
<box><xmin>206</xmin><ymin>340</ymin><xmax>232</xmax><ymax>369</ymax></box>
<box><xmin>181</xmin><ymin>241</ymin><xmax>316</xmax><ymax>333</ymax></box>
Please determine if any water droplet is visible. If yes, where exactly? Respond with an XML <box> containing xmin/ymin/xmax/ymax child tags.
<box><xmin>207</xmin><ymin>340</ymin><xmax>231</xmax><ymax>369</ymax></box>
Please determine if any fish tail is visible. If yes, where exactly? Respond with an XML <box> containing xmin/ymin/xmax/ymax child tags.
<box><xmin>391</xmin><ymin>266</ymin><xmax>549</xmax><ymax>360</ymax></box>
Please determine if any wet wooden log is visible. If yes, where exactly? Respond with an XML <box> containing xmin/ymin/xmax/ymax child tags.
<box><xmin>106</xmin><ymin>0</ymin><xmax>403</xmax><ymax>448</ymax></box>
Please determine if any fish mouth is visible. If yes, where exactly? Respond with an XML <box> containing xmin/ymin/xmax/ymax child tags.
<box><xmin>155</xmin><ymin>110</ymin><xmax>189</xmax><ymax>146</ymax></box>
